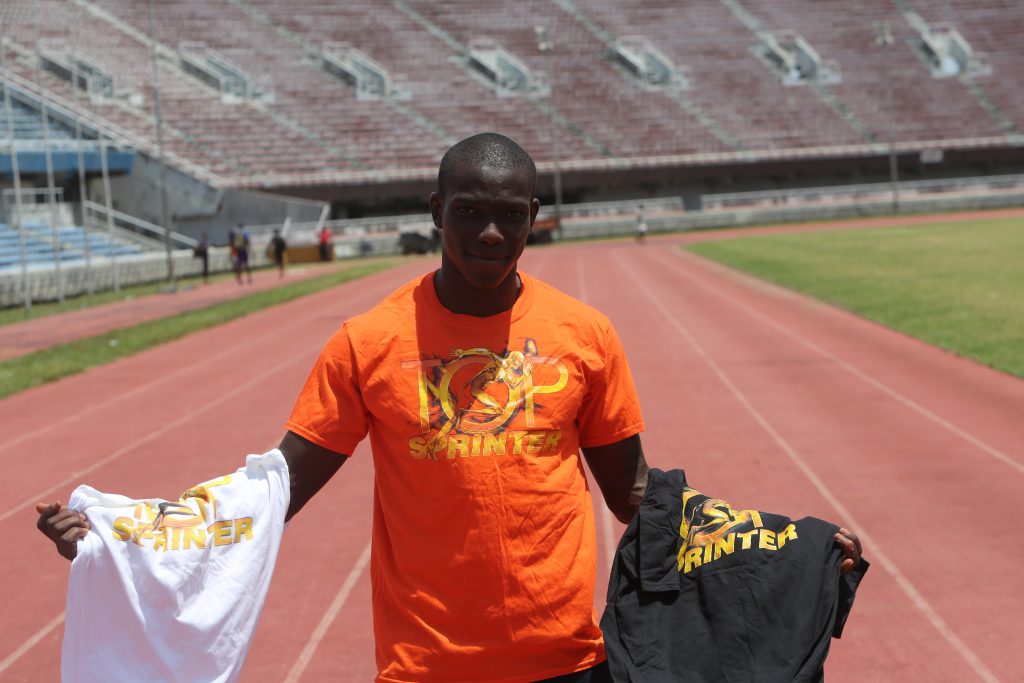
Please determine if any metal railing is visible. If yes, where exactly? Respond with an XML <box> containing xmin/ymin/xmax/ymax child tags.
<box><xmin>704</xmin><ymin>172</ymin><xmax>1024</xmax><ymax>209</ymax></box>
<box><xmin>83</xmin><ymin>200</ymin><xmax>198</xmax><ymax>249</ymax></box>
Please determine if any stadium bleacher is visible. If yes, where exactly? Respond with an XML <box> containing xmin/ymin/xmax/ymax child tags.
<box><xmin>1</xmin><ymin>0</ymin><xmax>1023</xmax><ymax>188</ymax></box>
<box><xmin>0</xmin><ymin>98</ymin><xmax>76</xmax><ymax>140</ymax></box>
<box><xmin>0</xmin><ymin>222</ymin><xmax>141</xmax><ymax>270</ymax></box>
<box><xmin>743</xmin><ymin>0</ymin><xmax>1010</xmax><ymax>141</ymax></box>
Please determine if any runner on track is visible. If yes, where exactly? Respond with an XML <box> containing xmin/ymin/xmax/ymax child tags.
<box><xmin>38</xmin><ymin>133</ymin><xmax>862</xmax><ymax>683</ymax></box>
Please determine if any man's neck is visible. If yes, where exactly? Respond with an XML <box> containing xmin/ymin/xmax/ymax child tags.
<box><xmin>433</xmin><ymin>269</ymin><xmax>521</xmax><ymax>317</ymax></box>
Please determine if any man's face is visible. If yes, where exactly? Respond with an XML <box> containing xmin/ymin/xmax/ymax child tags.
<box><xmin>430</xmin><ymin>163</ymin><xmax>539</xmax><ymax>290</ymax></box>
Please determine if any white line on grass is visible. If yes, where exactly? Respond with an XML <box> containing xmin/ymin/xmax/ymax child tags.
<box><xmin>283</xmin><ymin>540</ymin><xmax>372</xmax><ymax>683</ymax></box>
<box><xmin>662</xmin><ymin>248</ymin><xmax>1024</xmax><ymax>475</ymax></box>
<box><xmin>616</xmin><ymin>251</ymin><xmax>1002</xmax><ymax>683</ymax></box>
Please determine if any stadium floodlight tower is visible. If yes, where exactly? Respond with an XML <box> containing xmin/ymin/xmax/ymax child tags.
<box><xmin>874</xmin><ymin>21</ymin><xmax>900</xmax><ymax>214</ymax></box>
<box><xmin>1</xmin><ymin>47</ymin><xmax>31</xmax><ymax>313</ymax></box>
<box><xmin>149</xmin><ymin>0</ymin><xmax>174</xmax><ymax>286</ymax></box>
<box><xmin>34</xmin><ymin>59</ymin><xmax>65</xmax><ymax>302</ymax></box>
<box><xmin>534</xmin><ymin>26</ymin><xmax>562</xmax><ymax>233</ymax></box>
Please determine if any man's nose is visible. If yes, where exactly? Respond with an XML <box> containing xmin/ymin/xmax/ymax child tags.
<box><xmin>478</xmin><ymin>222</ymin><xmax>504</xmax><ymax>244</ymax></box>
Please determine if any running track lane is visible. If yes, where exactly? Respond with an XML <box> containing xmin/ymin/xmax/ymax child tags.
<box><xmin>0</xmin><ymin>259</ymin><xmax>432</xmax><ymax>681</ymax></box>
<box><xmin>607</xmin><ymin>244</ymin><xmax>1020</xmax><ymax>682</ymax></box>
<box><xmin>2</xmin><ymin>236</ymin><xmax>1022</xmax><ymax>681</ymax></box>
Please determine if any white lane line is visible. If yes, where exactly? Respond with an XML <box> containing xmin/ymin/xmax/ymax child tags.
<box><xmin>575</xmin><ymin>254</ymin><xmax>617</xmax><ymax>576</ymax></box>
<box><xmin>661</xmin><ymin>248</ymin><xmax>1024</xmax><ymax>476</ymax></box>
<box><xmin>0</xmin><ymin>273</ymin><xmax>398</xmax><ymax>458</ymax></box>
<box><xmin>617</xmin><ymin>252</ymin><xmax>1002</xmax><ymax>683</ymax></box>
<box><xmin>0</xmin><ymin>611</ymin><xmax>65</xmax><ymax>675</ymax></box>
<box><xmin>2</xmin><ymin>348</ymin><xmax>317</xmax><ymax>525</ymax></box>
<box><xmin>283</xmin><ymin>540</ymin><xmax>372</xmax><ymax>683</ymax></box>
<box><xmin>576</xmin><ymin>253</ymin><xmax>588</xmax><ymax>304</ymax></box>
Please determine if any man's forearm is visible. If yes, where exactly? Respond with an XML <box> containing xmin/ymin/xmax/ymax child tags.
<box><xmin>582</xmin><ymin>434</ymin><xmax>650</xmax><ymax>524</ymax></box>
<box><xmin>279</xmin><ymin>431</ymin><xmax>349</xmax><ymax>522</ymax></box>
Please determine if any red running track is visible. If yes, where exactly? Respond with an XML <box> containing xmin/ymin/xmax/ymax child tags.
<box><xmin>1</xmin><ymin>232</ymin><xmax>1021</xmax><ymax>682</ymax></box>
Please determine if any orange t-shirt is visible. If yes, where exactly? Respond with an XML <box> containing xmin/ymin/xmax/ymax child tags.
<box><xmin>286</xmin><ymin>272</ymin><xmax>645</xmax><ymax>683</ymax></box>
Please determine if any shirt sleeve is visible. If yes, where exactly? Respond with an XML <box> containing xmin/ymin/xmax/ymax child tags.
<box><xmin>285</xmin><ymin>323</ymin><xmax>368</xmax><ymax>456</ymax></box>
<box><xmin>577</xmin><ymin>318</ymin><xmax>646</xmax><ymax>448</ymax></box>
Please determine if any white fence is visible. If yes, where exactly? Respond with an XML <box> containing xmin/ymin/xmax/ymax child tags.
<box><xmin>0</xmin><ymin>247</ymin><xmax>267</xmax><ymax>308</ymax></box>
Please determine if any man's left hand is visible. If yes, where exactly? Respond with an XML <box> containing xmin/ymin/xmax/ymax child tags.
<box><xmin>834</xmin><ymin>528</ymin><xmax>863</xmax><ymax>574</ymax></box>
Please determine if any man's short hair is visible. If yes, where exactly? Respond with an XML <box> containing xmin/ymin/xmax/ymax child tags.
<box><xmin>437</xmin><ymin>133</ymin><xmax>537</xmax><ymax>196</ymax></box>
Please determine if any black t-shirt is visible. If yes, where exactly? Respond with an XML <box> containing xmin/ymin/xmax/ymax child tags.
<box><xmin>601</xmin><ymin>468</ymin><xmax>868</xmax><ymax>683</ymax></box>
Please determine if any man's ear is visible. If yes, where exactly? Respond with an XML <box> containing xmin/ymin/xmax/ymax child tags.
<box><xmin>429</xmin><ymin>192</ymin><xmax>444</xmax><ymax>230</ymax></box>
<box><xmin>528</xmin><ymin>197</ymin><xmax>541</xmax><ymax>230</ymax></box>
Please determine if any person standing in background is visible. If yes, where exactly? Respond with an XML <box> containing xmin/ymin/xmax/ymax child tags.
<box><xmin>194</xmin><ymin>232</ymin><xmax>210</xmax><ymax>283</ymax></box>
<box><xmin>231</xmin><ymin>224</ymin><xmax>253</xmax><ymax>284</ymax></box>
<box><xmin>270</xmin><ymin>229</ymin><xmax>287</xmax><ymax>278</ymax></box>
<box><xmin>318</xmin><ymin>225</ymin><xmax>332</xmax><ymax>262</ymax></box>
<box><xmin>635</xmin><ymin>204</ymin><xmax>647</xmax><ymax>243</ymax></box>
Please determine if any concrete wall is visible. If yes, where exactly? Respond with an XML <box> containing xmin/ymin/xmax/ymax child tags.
<box><xmin>95</xmin><ymin>153</ymin><xmax>222</xmax><ymax>233</ymax></box>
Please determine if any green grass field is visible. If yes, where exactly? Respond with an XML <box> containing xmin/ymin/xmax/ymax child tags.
<box><xmin>686</xmin><ymin>217</ymin><xmax>1024</xmax><ymax>378</ymax></box>
<box><xmin>0</xmin><ymin>258</ymin><xmax>401</xmax><ymax>398</ymax></box>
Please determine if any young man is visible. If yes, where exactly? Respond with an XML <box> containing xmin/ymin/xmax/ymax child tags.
<box><xmin>634</xmin><ymin>204</ymin><xmax>647</xmax><ymax>243</ymax></box>
<box><xmin>39</xmin><ymin>134</ymin><xmax>860</xmax><ymax>682</ymax></box>
<box><xmin>318</xmin><ymin>224</ymin><xmax>332</xmax><ymax>261</ymax></box>
<box><xmin>270</xmin><ymin>229</ymin><xmax>287</xmax><ymax>278</ymax></box>
<box><xmin>232</xmin><ymin>224</ymin><xmax>253</xmax><ymax>284</ymax></box>
<box><xmin>194</xmin><ymin>231</ymin><xmax>210</xmax><ymax>283</ymax></box>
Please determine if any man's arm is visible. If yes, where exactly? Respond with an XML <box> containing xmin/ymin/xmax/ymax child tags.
<box><xmin>581</xmin><ymin>434</ymin><xmax>649</xmax><ymax>524</ymax></box>
<box><xmin>581</xmin><ymin>436</ymin><xmax>863</xmax><ymax>573</ymax></box>
<box><xmin>36</xmin><ymin>431</ymin><xmax>348</xmax><ymax>560</ymax></box>
<box><xmin>279</xmin><ymin>431</ymin><xmax>349</xmax><ymax>522</ymax></box>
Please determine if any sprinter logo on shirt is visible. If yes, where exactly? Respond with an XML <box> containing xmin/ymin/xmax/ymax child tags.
<box><xmin>109</xmin><ymin>475</ymin><xmax>255</xmax><ymax>551</ymax></box>
<box><xmin>677</xmin><ymin>488</ymin><xmax>798</xmax><ymax>574</ymax></box>
<box><xmin>401</xmin><ymin>339</ymin><xmax>569</xmax><ymax>460</ymax></box>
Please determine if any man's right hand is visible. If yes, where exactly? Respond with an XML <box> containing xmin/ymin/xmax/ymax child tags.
<box><xmin>36</xmin><ymin>502</ymin><xmax>90</xmax><ymax>561</ymax></box>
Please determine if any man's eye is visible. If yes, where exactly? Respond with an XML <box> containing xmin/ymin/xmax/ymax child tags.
<box><xmin>456</xmin><ymin>206</ymin><xmax>475</xmax><ymax>215</ymax></box>
<box><xmin>506</xmin><ymin>211</ymin><xmax>524</xmax><ymax>218</ymax></box>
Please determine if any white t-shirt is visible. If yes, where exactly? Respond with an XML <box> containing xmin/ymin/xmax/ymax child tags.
<box><xmin>62</xmin><ymin>450</ymin><xmax>290</xmax><ymax>683</ymax></box>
